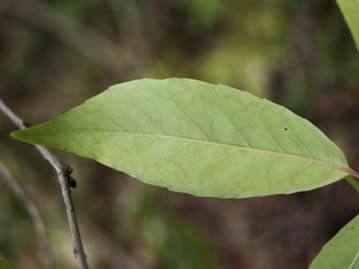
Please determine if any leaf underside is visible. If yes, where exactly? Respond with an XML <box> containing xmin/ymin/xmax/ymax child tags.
<box><xmin>310</xmin><ymin>215</ymin><xmax>359</xmax><ymax>269</ymax></box>
<box><xmin>11</xmin><ymin>78</ymin><xmax>351</xmax><ymax>198</ymax></box>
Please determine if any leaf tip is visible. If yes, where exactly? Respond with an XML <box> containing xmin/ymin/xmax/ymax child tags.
<box><xmin>10</xmin><ymin>129</ymin><xmax>21</xmax><ymax>140</ymax></box>
<box><xmin>9</xmin><ymin>129</ymin><xmax>35</xmax><ymax>145</ymax></box>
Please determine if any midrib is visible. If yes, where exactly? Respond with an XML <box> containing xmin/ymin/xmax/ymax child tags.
<box><xmin>349</xmin><ymin>250</ymin><xmax>359</xmax><ymax>269</ymax></box>
<box><xmin>84</xmin><ymin>129</ymin><xmax>350</xmax><ymax>174</ymax></box>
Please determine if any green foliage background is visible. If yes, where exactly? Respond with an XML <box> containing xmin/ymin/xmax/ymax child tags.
<box><xmin>0</xmin><ymin>257</ymin><xmax>13</xmax><ymax>269</ymax></box>
<box><xmin>0</xmin><ymin>0</ymin><xmax>358</xmax><ymax>268</ymax></box>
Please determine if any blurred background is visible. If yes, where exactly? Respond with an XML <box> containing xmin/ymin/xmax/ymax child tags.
<box><xmin>0</xmin><ymin>0</ymin><xmax>359</xmax><ymax>268</ymax></box>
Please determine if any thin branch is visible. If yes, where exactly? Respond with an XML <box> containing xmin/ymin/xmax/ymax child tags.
<box><xmin>0</xmin><ymin>163</ymin><xmax>56</xmax><ymax>269</ymax></box>
<box><xmin>347</xmin><ymin>168</ymin><xmax>359</xmax><ymax>180</ymax></box>
<box><xmin>0</xmin><ymin>99</ymin><xmax>89</xmax><ymax>269</ymax></box>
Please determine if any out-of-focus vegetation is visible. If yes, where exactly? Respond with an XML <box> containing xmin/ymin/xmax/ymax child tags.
<box><xmin>0</xmin><ymin>256</ymin><xmax>13</xmax><ymax>269</ymax></box>
<box><xmin>0</xmin><ymin>0</ymin><xmax>358</xmax><ymax>268</ymax></box>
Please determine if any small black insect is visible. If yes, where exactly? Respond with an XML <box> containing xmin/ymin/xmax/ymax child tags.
<box><xmin>67</xmin><ymin>176</ymin><xmax>77</xmax><ymax>188</ymax></box>
<box><xmin>284</xmin><ymin>127</ymin><xmax>288</xmax><ymax>131</ymax></box>
<box><xmin>65</xmin><ymin>166</ymin><xmax>77</xmax><ymax>188</ymax></box>
<box><xmin>66</xmin><ymin>166</ymin><xmax>73</xmax><ymax>174</ymax></box>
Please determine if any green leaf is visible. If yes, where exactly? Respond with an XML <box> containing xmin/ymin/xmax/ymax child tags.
<box><xmin>0</xmin><ymin>257</ymin><xmax>14</xmax><ymax>269</ymax></box>
<box><xmin>337</xmin><ymin>0</ymin><xmax>359</xmax><ymax>51</ymax></box>
<box><xmin>11</xmin><ymin>78</ymin><xmax>355</xmax><ymax>198</ymax></box>
<box><xmin>310</xmin><ymin>215</ymin><xmax>359</xmax><ymax>269</ymax></box>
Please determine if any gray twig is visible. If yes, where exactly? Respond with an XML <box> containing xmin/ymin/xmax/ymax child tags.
<box><xmin>0</xmin><ymin>163</ymin><xmax>56</xmax><ymax>269</ymax></box>
<box><xmin>0</xmin><ymin>99</ymin><xmax>89</xmax><ymax>269</ymax></box>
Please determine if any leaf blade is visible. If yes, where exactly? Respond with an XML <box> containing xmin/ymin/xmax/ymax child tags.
<box><xmin>337</xmin><ymin>0</ymin><xmax>359</xmax><ymax>51</ymax></box>
<box><xmin>11</xmin><ymin>78</ymin><xmax>351</xmax><ymax>198</ymax></box>
<box><xmin>310</xmin><ymin>215</ymin><xmax>359</xmax><ymax>269</ymax></box>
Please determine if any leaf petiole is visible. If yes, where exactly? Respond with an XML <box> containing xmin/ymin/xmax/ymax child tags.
<box><xmin>345</xmin><ymin>175</ymin><xmax>359</xmax><ymax>193</ymax></box>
